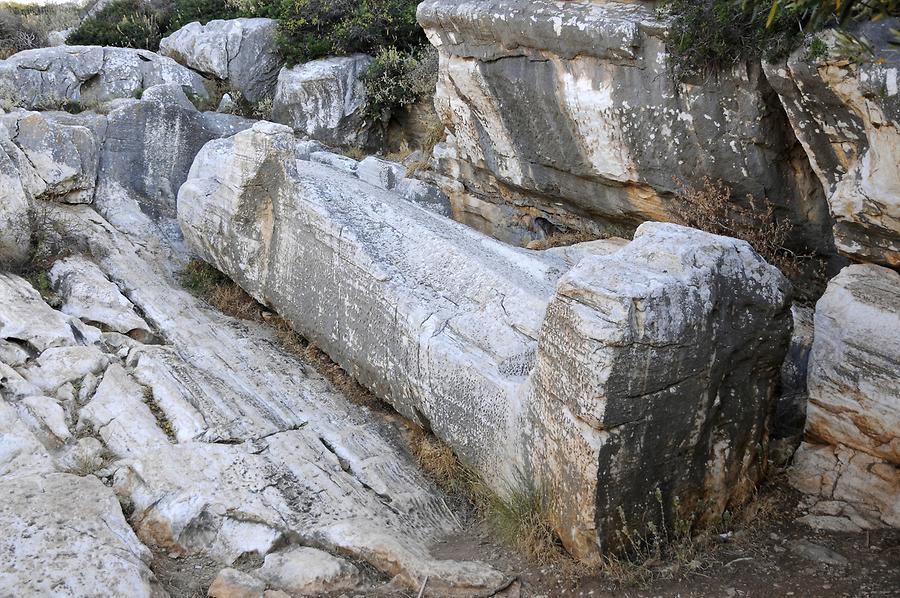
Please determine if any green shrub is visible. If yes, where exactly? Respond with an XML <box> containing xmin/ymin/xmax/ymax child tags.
<box><xmin>0</xmin><ymin>5</ymin><xmax>84</xmax><ymax>58</ymax></box>
<box><xmin>69</xmin><ymin>0</ymin><xmax>169</xmax><ymax>50</ymax></box>
<box><xmin>665</xmin><ymin>0</ymin><xmax>899</xmax><ymax>80</ymax></box>
<box><xmin>166</xmin><ymin>0</ymin><xmax>245</xmax><ymax>34</ymax></box>
<box><xmin>362</xmin><ymin>45</ymin><xmax>437</xmax><ymax>126</ymax></box>
<box><xmin>261</xmin><ymin>0</ymin><xmax>425</xmax><ymax>67</ymax></box>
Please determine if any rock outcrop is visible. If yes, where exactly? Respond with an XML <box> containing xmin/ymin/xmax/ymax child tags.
<box><xmin>0</xmin><ymin>124</ymin><xmax>32</xmax><ymax>266</ymax></box>
<box><xmin>764</xmin><ymin>27</ymin><xmax>900</xmax><ymax>268</ymax></box>
<box><xmin>271</xmin><ymin>54</ymin><xmax>372</xmax><ymax>147</ymax></box>
<box><xmin>417</xmin><ymin>0</ymin><xmax>832</xmax><ymax>250</ymax></box>
<box><xmin>160</xmin><ymin>18</ymin><xmax>282</xmax><ymax>104</ymax></box>
<box><xmin>0</xmin><ymin>110</ymin><xmax>98</xmax><ymax>203</ymax></box>
<box><xmin>178</xmin><ymin>123</ymin><xmax>792</xmax><ymax>556</ymax></box>
<box><xmin>0</xmin><ymin>195</ymin><xmax>508</xmax><ymax>596</ymax></box>
<box><xmin>791</xmin><ymin>264</ymin><xmax>900</xmax><ymax>530</ymax></box>
<box><xmin>0</xmin><ymin>473</ymin><xmax>164</xmax><ymax>597</ymax></box>
<box><xmin>0</xmin><ymin>46</ymin><xmax>210</xmax><ymax>111</ymax></box>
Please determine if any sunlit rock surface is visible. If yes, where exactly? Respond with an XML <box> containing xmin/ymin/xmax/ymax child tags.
<box><xmin>417</xmin><ymin>0</ymin><xmax>832</xmax><ymax>251</ymax></box>
<box><xmin>765</xmin><ymin>26</ymin><xmax>900</xmax><ymax>268</ymax></box>
<box><xmin>791</xmin><ymin>264</ymin><xmax>900</xmax><ymax>530</ymax></box>
<box><xmin>179</xmin><ymin>123</ymin><xmax>792</xmax><ymax>557</ymax></box>
<box><xmin>160</xmin><ymin>18</ymin><xmax>282</xmax><ymax>104</ymax></box>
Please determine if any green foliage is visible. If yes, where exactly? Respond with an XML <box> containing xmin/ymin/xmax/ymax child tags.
<box><xmin>260</xmin><ymin>0</ymin><xmax>425</xmax><ymax>67</ymax></box>
<box><xmin>665</xmin><ymin>0</ymin><xmax>805</xmax><ymax>80</ymax></box>
<box><xmin>362</xmin><ymin>45</ymin><xmax>437</xmax><ymax>125</ymax></box>
<box><xmin>0</xmin><ymin>4</ymin><xmax>84</xmax><ymax>58</ymax></box>
<box><xmin>166</xmin><ymin>0</ymin><xmax>244</xmax><ymax>34</ymax></box>
<box><xmin>69</xmin><ymin>0</ymin><xmax>168</xmax><ymax>50</ymax></box>
<box><xmin>179</xmin><ymin>259</ymin><xmax>230</xmax><ymax>297</ymax></box>
<box><xmin>666</xmin><ymin>0</ymin><xmax>899</xmax><ymax>80</ymax></box>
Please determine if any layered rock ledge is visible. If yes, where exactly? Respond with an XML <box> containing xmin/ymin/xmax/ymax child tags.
<box><xmin>417</xmin><ymin>0</ymin><xmax>832</xmax><ymax>252</ymax></box>
<box><xmin>791</xmin><ymin>264</ymin><xmax>900</xmax><ymax>531</ymax></box>
<box><xmin>178</xmin><ymin>122</ymin><xmax>792</xmax><ymax>557</ymax></box>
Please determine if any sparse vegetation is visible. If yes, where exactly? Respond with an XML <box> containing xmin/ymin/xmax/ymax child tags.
<box><xmin>672</xmin><ymin>177</ymin><xmax>825</xmax><ymax>302</ymax></box>
<box><xmin>69</xmin><ymin>0</ymin><xmax>170</xmax><ymax>51</ymax></box>
<box><xmin>0</xmin><ymin>4</ymin><xmax>84</xmax><ymax>58</ymax></box>
<box><xmin>362</xmin><ymin>45</ymin><xmax>438</xmax><ymax>128</ymax></box>
<box><xmin>665</xmin><ymin>0</ymin><xmax>900</xmax><ymax>80</ymax></box>
<box><xmin>17</xmin><ymin>204</ymin><xmax>78</xmax><ymax>301</ymax></box>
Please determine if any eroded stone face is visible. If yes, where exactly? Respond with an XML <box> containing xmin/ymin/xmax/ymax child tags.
<box><xmin>0</xmin><ymin>473</ymin><xmax>162</xmax><ymax>597</ymax></box>
<box><xmin>160</xmin><ymin>18</ymin><xmax>283</xmax><ymax>104</ymax></box>
<box><xmin>0</xmin><ymin>110</ymin><xmax>98</xmax><ymax>204</ymax></box>
<box><xmin>178</xmin><ymin>123</ymin><xmax>792</xmax><ymax>557</ymax></box>
<box><xmin>791</xmin><ymin>264</ymin><xmax>900</xmax><ymax>530</ymax></box>
<box><xmin>0</xmin><ymin>46</ymin><xmax>211</xmax><ymax>111</ymax></box>
<box><xmin>417</xmin><ymin>0</ymin><xmax>832</xmax><ymax>252</ymax></box>
<box><xmin>271</xmin><ymin>54</ymin><xmax>372</xmax><ymax>147</ymax></box>
<box><xmin>764</xmin><ymin>29</ymin><xmax>900</xmax><ymax>267</ymax></box>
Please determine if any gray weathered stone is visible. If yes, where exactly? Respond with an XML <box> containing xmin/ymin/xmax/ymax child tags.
<box><xmin>0</xmin><ymin>110</ymin><xmax>98</xmax><ymax>203</ymax></box>
<box><xmin>0</xmin><ymin>46</ymin><xmax>210</xmax><ymax>111</ymax></box>
<box><xmin>417</xmin><ymin>0</ymin><xmax>832</xmax><ymax>251</ymax></box>
<box><xmin>160</xmin><ymin>18</ymin><xmax>282</xmax><ymax>104</ymax></box>
<box><xmin>0</xmin><ymin>124</ymin><xmax>31</xmax><ymax>266</ymax></box>
<box><xmin>765</xmin><ymin>27</ymin><xmax>900</xmax><ymax>267</ymax></box>
<box><xmin>272</xmin><ymin>54</ymin><xmax>372</xmax><ymax>146</ymax></box>
<box><xmin>178</xmin><ymin>124</ymin><xmax>792</xmax><ymax>557</ymax></box>
<box><xmin>50</xmin><ymin>256</ymin><xmax>152</xmax><ymax>337</ymax></box>
<box><xmin>790</xmin><ymin>264</ymin><xmax>900</xmax><ymax>530</ymax></box>
<box><xmin>0</xmin><ymin>473</ymin><xmax>163</xmax><ymax>597</ymax></box>
<box><xmin>14</xmin><ymin>198</ymin><xmax>510</xmax><ymax>596</ymax></box>
<box><xmin>254</xmin><ymin>547</ymin><xmax>360</xmax><ymax>595</ymax></box>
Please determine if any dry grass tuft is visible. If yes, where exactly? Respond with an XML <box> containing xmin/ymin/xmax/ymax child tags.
<box><xmin>672</xmin><ymin>177</ymin><xmax>825</xmax><ymax>302</ymax></box>
<box><xmin>408</xmin><ymin>428</ymin><xmax>566</xmax><ymax>564</ymax></box>
<box><xmin>526</xmin><ymin>230</ymin><xmax>609</xmax><ymax>250</ymax></box>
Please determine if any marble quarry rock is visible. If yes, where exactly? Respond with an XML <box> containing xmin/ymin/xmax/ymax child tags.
<box><xmin>765</xmin><ymin>27</ymin><xmax>900</xmax><ymax>268</ymax></box>
<box><xmin>0</xmin><ymin>196</ymin><xmax>509</xmax><ymax>596</ymax></box>
<box><xmin>160</xmin><ymin>18</ymin><xmax>283</xmax><ymax>104</ymax></box>
<box><xmin>0</xmin><ymin>110</ymin><xmax>98</xmax><ymax>204</ymax></box>
<box><xmin>791</xmin><ymin>264</ymin><xmax>900</xmax><ymax>531</ymax></box>
<box><xmin>178</xmin><ymin>123</ymin><xmax>793</xmax><ymax>556</ymax></box>
<box><xmin>416</xmin><ymin>0</ymin><xmax>833</xmax><ymax>251</ymax></box>
<box><xmin>0</xmin><ymin>46</ymin><xmax>210</xmax><ymax>111</ymax></box>
<box><xmin>271</xmin><ymin>54</ymin><xmax>372</xmax><ymax>147</ymax></box>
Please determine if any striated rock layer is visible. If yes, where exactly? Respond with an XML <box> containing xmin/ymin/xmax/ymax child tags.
<box><xmin>178</xmin><ymin>123</ymin><xmax>792</xmax><ymax>557</ymax></box>
<box><xmin>791</xmin><ymin>264</ymin><xmax>900</xmax><ymax>530</ymax></box>
<box><xmin>417</xmin><ymin>0</ymin><xmax>832</xmax><ymax>250</ymax></box>
<box><xmin>765</xmin><ymin>26</ymin><xmax>900</xmax><ymax>268</ymax></box>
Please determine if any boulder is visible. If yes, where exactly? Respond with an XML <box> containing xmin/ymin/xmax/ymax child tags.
<box><xmin>254</xmin><ymin>547</ymin><xmax>360</xmax><ymax>595</ymax></box>
<box><xmin>0</xmin><ymin>473</ymin><xmax>162</xmax><ymax>597</ymax></box>
<box><xmin>0</xmin><ymin>110</ymin><xmax>99</xmax><ymax>203</ymax></box>
<box><xmin>791</xmin><ymin>264</ymin><xmax>900</xmax><ymax>530</ymax></box>
<box><xmin>160</xmin><ymin>18</ymin><xmax>282</xmax><ymax>104</ymax></box>
<box><xmin>271</xmin><ymin>54</ymin><xmax>372</xmax><ymax>147</ymax></box>
<box><xmin>80</xmin><ymin>85</ymin><xmax>253</xmax><ymax>245</ymax></box>
<box><xmin>0</xmin><ymin>46</ymin><xmax>210</xmax><ymax>111</ymax></box>
<box><xmin>50</xmin><ymin>256</ymin><xmax>152</xmax><ymax>337</ymax></box>
<box><xmin>765</xmin><ymin>25</ymin><xmax>900</xmax><ymax>267</ymax></box>
<box><xmin>0</xmin><ymin>125</ymin><xmax>31</xmax><ymax>266</ymax></box>
<box><xmin>417</xmin><ymin>0</ymin><xmax>833</xmax><ymax>250</ymax></box>
<box><xmin>178</xmin><ymin>124</ymin><xmax>792</xmax><ymax>556</ymax></box>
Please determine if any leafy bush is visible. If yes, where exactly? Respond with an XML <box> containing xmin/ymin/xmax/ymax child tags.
<box><xmin>362</xmin><ymin>45</ymin><xmax>437</xmax><ymax>126</ymax></box>
<box><xmin>166</xmin><ymin>0</ymin><xmax>244</xmax><ymax>34</ymax></box>
<box><xmin>0</xmin><ymin>5</ymin><xmax>84</xmax><ymax>58</ymax></box>
<box><xmin>69</xmin><ymin>0</ymin><xmax>169</xmax><ymax>50</ymax></box>
<box><xmin>259</xmin><ymin>0</ymin><xmax>425</xmax><ymax>66</ymax></box>
<box><xmin>666</xmin><ymin>0</ymin><xmax>899</xmax><ymax>80</ymax></box>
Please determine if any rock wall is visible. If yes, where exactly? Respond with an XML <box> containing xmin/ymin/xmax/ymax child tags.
<box><xmin>417</xmin><ymin>0</ymin><xmax>833</xmax><ymax>251</ymax></box>
<box><xmin>178</xmin><ymin>123</ymin><xmax>792</xmax><ymax>556</ymax></box>
<box><xmin>790</xmin><ymin>264</ymin><xmax>900</xmax><ymax>531</ymax></box>
<box><xmin>765</xmin><ymin>26</ymin><xmax>900</xmax><ymax>268</ymax></box>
